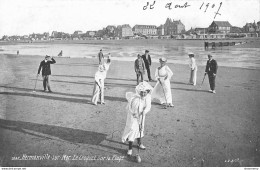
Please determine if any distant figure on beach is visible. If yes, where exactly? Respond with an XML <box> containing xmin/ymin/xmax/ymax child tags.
<box><xmin>205</xmin><ymin>54</ymin><xmax>218</xmax><ymax>94</ymax></box>
<box><xmin>58</xmin><ymin>50</ymin><xmax>63</xmax><ymax>57</ymax></box>
<box><xmin>141</xmin><ymin>50</ymin><xmax>153</xmax><ymax>81</ymax></box>
<box><xmin>204</xmin><ymin>42</ymin><xmax>209</xmax><ymax>50</ymax></box>
<box><xmin>134</xmin><ymin>54</ymin><xmax>146</xmax><ymax>85</ymax></box>
<box><xmin>152</xmin><ymin>57</ymin><xmax>174</xmax><ymax>107</ymax></box>
<box><xmin>122</xmin><ymin>81</ymin><xmax>153</xmax><ymax>156</ymax></box>
<box><xmin>37</xmin><ymin>55</ymin><xmax>56</xmax><ymax>92</ymax></box>
<box><xmin>17</xmin><ymin>50</ymin><xmax>19</xmax><ymax>55</ymax></box>
<box><xmin>91</xmin><ymin>58</ymin><xmax>111</xmax><ymax>105</ymax></box>
<box><xmin>188</xmin><ymin>52</ymin><xmax>197</xmax><ymax>86</ymax></box>
<box><xmin>107</xmin><ymin>53</ymin><xmax>111</xmax><ymax>63</ymax></box>
<box><xmin>98</xmin><ymin>49</ymin><xmax>104</xmax><ymax>64</ymax></box>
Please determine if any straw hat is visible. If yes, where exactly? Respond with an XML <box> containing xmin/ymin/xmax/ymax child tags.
<box><xmin>159</xmin><ymin>57</ymin><xmax>167</xmax><ymax>63</ymax></box>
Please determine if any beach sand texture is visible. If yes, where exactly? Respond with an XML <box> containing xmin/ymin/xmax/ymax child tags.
<box><xmin>0</xmin><ymin>54</ymin><xmax>260</xmax><ymax>167</ymax></box>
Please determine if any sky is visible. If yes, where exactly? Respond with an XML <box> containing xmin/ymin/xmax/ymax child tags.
<box><xmin>0</xmin><ymin>0</ymin><xmax>259</xmax><ymax>37</ymax></box>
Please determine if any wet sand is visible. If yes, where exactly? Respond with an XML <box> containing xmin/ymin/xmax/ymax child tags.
<box><xmin>0</xmin><ymin>53</ymin><xmax>260</xmax><ymax>167</ymax></box>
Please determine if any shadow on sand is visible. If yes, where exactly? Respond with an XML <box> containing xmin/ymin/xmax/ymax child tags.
<box><xmin>53</xmin><ymin>74</ymin><xmax>137</xmax><ymax>83</ymax></box>
<box><xmin>0</xmin><ymin>84</ymin><xmax>128</xmax><ymax>104</ymax></box>
<box><xmin>0</xmin><ymin>119</ymin><xmax>137</xmax><ymax>163</ymax></box>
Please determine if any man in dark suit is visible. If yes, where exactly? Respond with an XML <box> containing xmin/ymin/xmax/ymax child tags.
<box><xmin>98</xmin><ymin>49</ymin><xmax>104</xmax><ymax>64</ymax></box>
<box><xmin>37</xmin><ymin>55</ymin><xmax>56</xmax><ymax>92</ymax></box>
<box><xmin>205</xmin><ymin>54</ymin><xmax>218</xmax><ymax>94</ymax></box>
<box><xmin>141</xmin><ymin>50</ymin><xmax>153</xmax><ymax>81</ymax></box>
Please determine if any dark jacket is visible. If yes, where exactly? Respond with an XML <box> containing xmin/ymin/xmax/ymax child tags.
<box><xmin>135</xmin><ymin>58</ymin><xmax>145</xmax><ymax>73</ymax></box>
<box><xmin>38</xmin><ymin>58</ymin><xmax>56</xmax><ymax>75</ymax></box>
<box><xmin>205</xmin><ymin>59</ymin><xmax>218</xmax><ymax>75</ymax></box>
<box><xmin>141</xmin><ymin>54</ymin><xmax>151</xmax><ymax>68</ymax></box>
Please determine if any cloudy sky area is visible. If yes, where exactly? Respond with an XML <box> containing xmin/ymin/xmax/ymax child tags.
<box><xmin>0</xmin><ymin>0</ymin><xmax>259</xmax><ymax>36</ymax></box>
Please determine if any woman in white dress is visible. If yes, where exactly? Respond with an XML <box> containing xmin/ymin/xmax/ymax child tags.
<box><xmin>122</xmin><ymin>81</ymin><xmax>153</xmax><ymax>156</ymax></box>
<box><xmin>91</xmin><ymin>59</ymin><xmax>111</xmax><ymax>105</ymax></box>
<box><xmin>188</xmin><ymin>52</ymin><xmax>197</xmax><ymax>86</ymax></box>
<box><xmin>152</xmin><ymin>57</ymin><xmax>174</xmax><ymax>107</ymax></box>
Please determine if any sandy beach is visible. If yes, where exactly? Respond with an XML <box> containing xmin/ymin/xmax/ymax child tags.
<box><xmin>0</xmin><ymin>53</ymin><xmax>260</xmax><ymax>167</ymax></box>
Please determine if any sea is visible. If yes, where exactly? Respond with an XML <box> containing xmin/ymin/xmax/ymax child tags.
<box><xmin>0</xmin><ymin>41</ymin><xmax>260</xmax><ymax>69</ymax></box>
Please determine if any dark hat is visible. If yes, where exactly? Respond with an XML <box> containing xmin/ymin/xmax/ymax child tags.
<box><xmin>145</xmin><ymin>50</ymin><xmax>149</xmax><ymax>53</ymax></box>
<box><xmin>45</xmin><ymin>55</ymin><xmax>51</xmax><ymax>58</ymax></box>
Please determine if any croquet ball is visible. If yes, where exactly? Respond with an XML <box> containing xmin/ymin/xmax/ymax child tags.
<box><xmin>136</xmin><ymin>155</ymin><xmax>141</xmax><ymax>163</ymax></box>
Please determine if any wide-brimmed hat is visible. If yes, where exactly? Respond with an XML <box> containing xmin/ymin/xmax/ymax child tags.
<box><xmin>135</xmin><ymin>81</ymin><xmax>153</xmax><ymax>94</ymax></box>
<box><xmin>159</xmin><ymin>57</ymin><xmax>167</xmax><ymax>63</ymax></box>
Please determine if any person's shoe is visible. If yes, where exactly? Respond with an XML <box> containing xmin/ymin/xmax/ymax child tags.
<box><xmin>208</xmin><ymin>89</ymin><xmax>212</xmax><ymax>92</ymax></box>
<box><xmin>212</xmin><ymin>90</ymin><xmax>216</xmax><ymax>94</ymax></box>
<box><xmin>48</xmin><ymin>90</ymin><xmax>53</xmax><ymax>93</ymax></box>
<box><xmin>101</xmin><ymin>102</ymin><xmax>105</xmax><ymax>105</ymax></box>
<box><xmin>168</xmin><ymin>103</ymin><xmax>174</xmax><ymax>107</ymax></box>
<box><xmin>139</xmin><ymin>144</ymin><xmax>146</xmax><ymax>150</ymax></box>
<box><xmin>43</xmin><ymin>89</ymin><xmax>46</xmax><ymax>92</ymax></box>
<box><xmin>127</xmin><ymin>149</ymin><xmax>132</xmax><ymax>156</ymax></box>
<box><xmin>92</xmin><ymin>102</ymin><xmax>97</xmax><ymax>105</ymax></box>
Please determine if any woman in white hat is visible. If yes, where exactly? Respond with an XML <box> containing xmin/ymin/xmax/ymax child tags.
<box><xmin>152</xmin><ymin>57</ymin><xmax>174</xmax><ymax>107</ymax></box>
<box><xmin>91</xmin><ymin>59</ymin><xmax>111</xmax><ymax>105</ymax></box>
<box><xmin>122</xmin><ymin>81</ymin><xmax>153</xmax><ymax>156</ymax></box>
<box><xmin>188</xmin><ymin>52</ymin><xmax>197</xmax><ymax>86</ymax></box>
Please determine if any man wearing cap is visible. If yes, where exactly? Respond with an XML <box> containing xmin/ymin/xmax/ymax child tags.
<box><xmin>98</xmin><ymin>49</ymin><xmax>104</xmax><ymax>64</ymax></box>
<box><xmin>205</xmin><ymin>54</ymin><xmax>218</xmax><ymax>94</ymax></box>
<box><xmin>37</xmin><ymin>55</ymin><xmax>56</xmax><ymax>92</ymax></box>
<box><xmin>188</xmin><ymin>52</ymin><xmax>197</xmax><ymax>86</ymax></box>
<box><xmin>91</xmin><ymin>59</ymin><xmax>111</xmax><ymax>105</ymax></box>
<box><xmin>135</xmin><ymin>54</ymin><xmax>146</xmax><ymax>85</ymax></box>
<box><xmin>141</xmin><ymin>50</ymin><xmax>153</xmax><ymax>81</ymax></box>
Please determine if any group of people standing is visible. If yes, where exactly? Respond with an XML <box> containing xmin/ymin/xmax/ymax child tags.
<box><xmin>36</xmin><ymin>49</ymin><xmax>218</xmax><ymax>159</ymax></box>
<box><xmin>134</xmin><ymin>50</ymin><xmax>153</xmax><ymax>84</ymax></box>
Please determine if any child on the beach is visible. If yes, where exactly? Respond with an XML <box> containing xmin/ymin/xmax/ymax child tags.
<box><xmin>122</xmin><ymin>81</ymin><xmax>153</xmax><ymax>156</ymax></box>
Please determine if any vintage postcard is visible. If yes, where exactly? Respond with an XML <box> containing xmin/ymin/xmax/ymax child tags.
<box><xmin>0</xmin><ymin>0</ymin><xmax>259</xmax><ymax>168</ymax></box>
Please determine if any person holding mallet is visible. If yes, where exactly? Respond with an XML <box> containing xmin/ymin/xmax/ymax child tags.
<box><xmin>188</xmin><ymin>52</ymin><xmax>197</xmax><ymax>86</ymax></box>
<box><xmin>205</xmin><ymin>54</ymin><xmax>218</xmax><ymax>94</ymax></box>
<box><xmin>122</xmin><ymin>81</ymin><xmax>153</xmax><ymax>160</ymax></box>
<box><xmin>152</xmin><ymin>57</ymin><xmax>174</xmax><ymax>107</ymax></box>
<box><xmin>91</xmin><ymin>58</ymin><xmax>111</xmax><ymax>105</ymax></box>
<box><xmin>37</xmin><ymin>55</ymin><xmax>56</xmax><ymax>92</ymax></box>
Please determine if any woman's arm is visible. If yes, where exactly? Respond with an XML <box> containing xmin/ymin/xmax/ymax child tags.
<box><xmin>165</xmin><ymin>66</ymin><xmax>173</xmax><ymax>79</ymax></box>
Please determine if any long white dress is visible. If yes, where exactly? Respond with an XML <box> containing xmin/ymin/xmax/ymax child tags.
<box><xmin>152</xmin><ymin>65</ymin><xmax>173</xmax><ymax>105</ymax></box>
<box><xmin>189</xmin><ymin>57</ymin><xmax>197</xmax><ymax>85</ymax></box>
<box><xmin>91</xmin><ymin>63</ymin><xmax>110</xmax><ymax>104</ymax></box>
<box><xmin>122</xmin><ymin>92</ymin><xmax>151</xmax><ymax>143</ymax></box>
